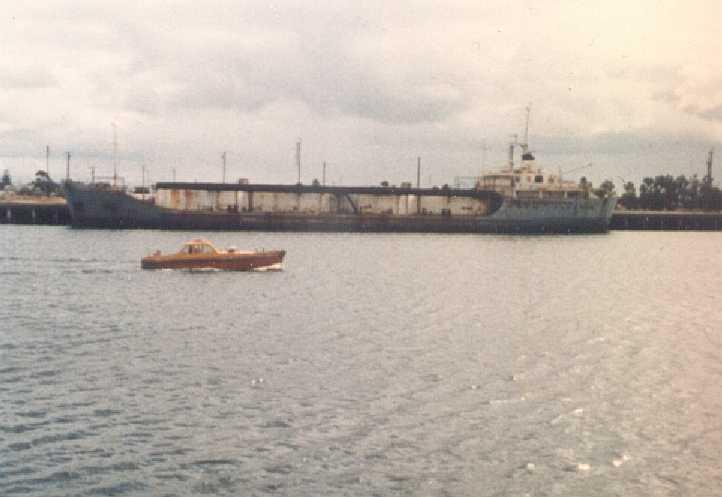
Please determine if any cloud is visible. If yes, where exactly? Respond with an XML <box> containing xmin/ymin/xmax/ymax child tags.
<box><xmin>0</xmin><ymin>67</ymin><xmax>57</xmax><ymax>90</ymax></box>
<box><xmin>675</xmin><ymin>72</ymin><xmax>722</xmax><ymax>123</ymax></box>
<box><xmin>112</xmin><ymin>20</ymin><xmax>470</xmax><ymax>124</ymax></box>
<box><xmin>1</xmin><ymin>0</ymin><xmax>721</xmax><ymax>187</ymax></box>
<box><xmin>698</xmin><ymin>105</ymin><xmax>722</xmax><ymax>122</ymax></box>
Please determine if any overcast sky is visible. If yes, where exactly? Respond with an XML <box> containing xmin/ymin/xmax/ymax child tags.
<box><xmin>1</xmin><ymin>0</ymin><xmax>721</xmax><ymax>187</ymax></box>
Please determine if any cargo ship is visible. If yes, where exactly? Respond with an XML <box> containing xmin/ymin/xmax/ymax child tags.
<box><xmin>65</xmin><ymin>112</ymin><xmax>616</xmax><ymax>233</ymax></box>
<box><xmin>65</xmin><ymin>148</ymin><xmax>616</xmax><ymax>234</ymax></box>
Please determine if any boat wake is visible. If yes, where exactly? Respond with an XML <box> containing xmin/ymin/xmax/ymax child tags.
<box><xmin>251</xmin><ymin>263</ymin><xmax>283</xmax><ymax>272</ymax></box>
<box><xmin>164</xmin><ymin>264</ymin><xmax>284</xmax><ymax>273</ymax></box>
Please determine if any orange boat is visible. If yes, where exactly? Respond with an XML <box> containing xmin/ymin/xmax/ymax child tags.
<box><xmin>141</xmin><ymin>239</ymin><xmax>285</xmax><ymax>271</ymax></box>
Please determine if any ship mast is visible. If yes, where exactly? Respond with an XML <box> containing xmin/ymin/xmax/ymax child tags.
<box><xmin>508</xmin><ymin>134</ymin><xmax>517</xmax><ymax>171</ymax></box>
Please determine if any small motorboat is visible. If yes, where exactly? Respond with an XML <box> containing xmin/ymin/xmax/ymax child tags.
<box><xmin>141</xmin><ymin>239</ymin><xmax>285</xmax><ymax>271</ymax></box>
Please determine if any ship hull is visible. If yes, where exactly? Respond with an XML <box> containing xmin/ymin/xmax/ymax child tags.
<box><xmin>65</xmin><ymin>183</ymin><xmax>616</xmax><ymax>234</ymax></box>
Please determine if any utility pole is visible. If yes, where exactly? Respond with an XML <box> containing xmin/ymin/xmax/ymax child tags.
<box><xmin>481</xmin><ymin>139</ymin><xmax>488</xmax><ymax>169</ymax></box>
<box><xmin>706</xmin><ymin>148</ymin><xmax>715</xmax><ymax>185</ymax></box>
<box><xmin>45</xmin><ymin>145</ymin><xmax>50</xmax><ymax>178</ymax></box>
<box><xmin>417</xmin><ymin>157</ymin><xmax>421</xmax><ymax>189</ymax></box>
<box><xmin>221</xmin><ymin>151</ymin><xmax>226</xmax><ymax>183</ymax></box>
<box><xmin>89</xmin><ymin>166</ymin><xmax>96</xmax><ymax>183</ymax></box>
<box><xmin>65</xmin><ymin>152</ymin><xmax>71</xmax><ymax>181</ymax></box>
<box><xmin>112</xmin><ymin>123</ymin><xmax>118</xmax><ymax>187</ymax></box>
<box><xmin>322</xmin><ymin>161</ymin><xmax>326</xmax><ymax>186</ymax></box>
<box><xmin>296</xmin><ymin>139</ymin><xmax>302</xmax><ymax>184</ymax></box>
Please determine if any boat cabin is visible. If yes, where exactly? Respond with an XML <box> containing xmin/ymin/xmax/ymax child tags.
<box><xmin>181</xmin><ymin>239</ymin><xmax>220</xmax><ymax>255</ymax></box>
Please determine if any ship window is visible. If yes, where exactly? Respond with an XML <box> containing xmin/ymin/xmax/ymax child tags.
<box><xmin>189</xmin><ymin>244</ymin><xmax>212</xmax><ymax>254</ymax></box>
<box><xmin>534</xmin><ymin>175</ymin><xmax>544</xmax><ymax>183</ymax></box>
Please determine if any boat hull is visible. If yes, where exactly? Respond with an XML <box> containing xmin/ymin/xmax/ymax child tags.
<box><xmin>66</xmin><ymin>183</ymin><xmax>616</xmax><ymax>234</ymax></box>
<box><xmin>141</xmin><ymin>250</ymin><xmax>285</xmax><ymax>270</ymax></box>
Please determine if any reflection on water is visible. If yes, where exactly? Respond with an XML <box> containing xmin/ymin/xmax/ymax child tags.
<box><xmin>1</xmin><ymin>226</ymin><xmax>721</xmax><ymax>496</ymax></box>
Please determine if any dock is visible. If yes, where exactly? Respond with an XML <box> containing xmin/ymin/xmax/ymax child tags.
<box><xmin>610</xmin><ymin>210</ymin><xmax>722</xmax><ymax>230</ymax></box>
<box><xmin>0</xmin><ymin>197</ymin><xmax>70</xmax><ymax>225</ymax></box>
<box><xmin>2</xmin><ymin>196</ymin><xmax>722</xmax><ymax>231</ymax></box>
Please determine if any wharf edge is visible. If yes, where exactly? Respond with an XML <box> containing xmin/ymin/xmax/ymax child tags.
<box><xmin>5</xmin><ymin>198</ymin><xmax>722</xmax><ymax>231</ymax></box>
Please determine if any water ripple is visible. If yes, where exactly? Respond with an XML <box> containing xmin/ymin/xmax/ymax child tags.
<box><xmin>1</xmin><ymin>229</ymin><xmax>721</xmax><ymax>496</ymax></box>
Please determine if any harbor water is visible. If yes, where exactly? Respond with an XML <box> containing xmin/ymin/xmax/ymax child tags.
<box><xmin>1</xmin><ymin>225</ymin><xmax>721</xmax><ymax>496</ymax></box>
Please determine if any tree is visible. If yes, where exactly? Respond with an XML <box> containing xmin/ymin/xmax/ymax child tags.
<box><xmin>680</xmin><ymin>175</ymin><xmax>701</xmax><ymax>209</ymax></box>
<box><xmin>638</xmin><ymin>177</ymin><xmax>656</xmax><ymax>209</ymax></box>
<box><xmin>1</xmin><ymin>169</ymin><xmax>11</xmax><ymax>189</ymax></box>
<box><xmin>700</xmin><ymin>183</ymin><xmax>722</xmax><ymax>211</ymax></box>
<box><xmin>594</xmin><ymin>179</ymin><xmax>616</xmax><ymax>198</ymax></box>
<box><xmin>658</xmin><ymin>175</ymin><xmax>679</xmax><ymax>210</ymax></box>
<box><xmin>620</xmin><ymin>181</ymin><xmax>638</xmax><ymax>209</ymax></box>
<box><xmin>618</xmin><ymin>172</ymin><xmax>721</xmax><ymax>211</ymax></box>
<box><xmin>31</xmin><ymin>170</ymin><xmax>60</xmax><ymax>196</ymax></box>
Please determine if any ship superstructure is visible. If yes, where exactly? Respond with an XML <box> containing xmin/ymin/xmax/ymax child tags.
<box><xmin>479</xmin><ymin>106</ymin><xmax>591</xmax><ymax>201</ymax></box>
<box><xmin>478</xmin><ymin>144</ymin><xmax>588</xmax><ymax>201</ymax></box>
